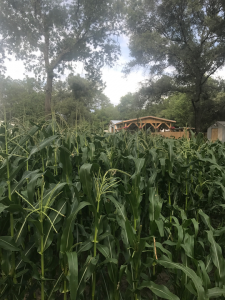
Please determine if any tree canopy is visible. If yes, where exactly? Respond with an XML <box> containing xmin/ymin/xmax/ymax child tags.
<box><xmin>125</xmin><ymin>0</ymin><xmax>225</xmax><ymax>131</ymax></box>
<box><xmin>0</xmin><ymin>0</ymin><xmax>124</xmax><ymax>115</ymax></box>
<box><xmin>0</xmin><ymin>74</ymin><xmax>113</xmax><ymax>126</ymax></box>
<box><xmin>1</xmin><ymin>0</ymin><xmax>225</xmax><ymax>131</ymax></box>
<box><xmin>53</xmin><ymin>74</ymin><xmax>111</xmax><ymax>125</ymax></box>
<box><xmin>0</xmin><ymin>75</ymin><xmax>45</xmax><ymax>122</ymax></box>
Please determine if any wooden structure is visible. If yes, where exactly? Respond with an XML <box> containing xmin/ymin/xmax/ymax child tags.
<box><xmin>115</xmin><ymin>116</ymin><xmax>176</xmax><ymax>132</ymax></box>
<box><xmin>207</xmin><ymin>121</ymin><xmax>225</xmax><ymax>142</ymax></box>
<box><xmin>154</xmin><ymin>131</ymin><xmax>189</xmax><ymax>139</ymax></box>
<box><xmin>154</xmin><ymin>127</ymin><xmax>194</xmax><ymax>139</ymax></box>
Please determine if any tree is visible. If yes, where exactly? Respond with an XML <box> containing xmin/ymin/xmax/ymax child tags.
<box><xmin>160</xmin><ymin>93</ymin><xmax>194</xmax><ymax>128</ymax></box>
<box><xmin>0</xmin><ymin>0</ymin><xmax>124</xmax><ymax>115</ymax></box>
<box><xmin>136</xmin><ymin>76</ymin><xmax>175</xmax><ymax>108</ymax></box>
<box><xmin>137</xmin><ymin>76</ymin><xmax>225</xmax><ymax>131</ymax></box>
<box><xmin>116</xmin><ymin>92</ymin><xmax>141</xmax><ymax>119</ymax></box>
<box><xmin>125</xmin><ymin>0</ymin><xmax>225</xmax><ymax>132</ymax></box>
<box><xmin>53</xmin><ymin>75</ymin><xmax>111</xmax><ymax>125</ymax></box>
<box><xmin>93</xmin><ymin>103</ymin><xmax>121</xmax><ymax>128</ymax></box>
<box><xmin>0</xmin><ymin>75</ymin><xmax>45</xmax><ymax>121</ymax></box>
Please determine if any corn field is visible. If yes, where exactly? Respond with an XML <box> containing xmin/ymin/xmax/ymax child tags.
<box><xmin>1</xmin><ymin>118</ymin><xmax>225</xmax><ymax>300</ymax></box>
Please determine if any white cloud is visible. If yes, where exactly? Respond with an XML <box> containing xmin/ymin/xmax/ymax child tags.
<box><xmin>5</xmin><ymin>58</ymin><xmax>28</xmax><ymax>79</ymax></box>
<box><xmin>101</xmin><ymin>34</ymin><xmax>149</xmax><ymax>105</ymax></box>
<box><xmin>213</xmin><ymin>66</ymin><xmax>225</xmax><ymax>79</ymax></box>
<box><xmin>102</xmin><ymin>67</ymin><xmax>147</xmax><ymax>105</ymax></box>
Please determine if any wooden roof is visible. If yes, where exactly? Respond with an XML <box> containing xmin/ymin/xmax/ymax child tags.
<box><xmin>115</xmin><ymin>116</ymin><xmax>176</xmax><ymax>125</ymax></box>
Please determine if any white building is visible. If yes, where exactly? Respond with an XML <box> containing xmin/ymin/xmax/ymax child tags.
<box><xmin>207</xmin><ymin>121</ymin><xmax>225</xmax><ymax>142</ymax></box>
<box><xmin>108</xmin><ymin>120</ymin><xmax>122</xmax><ymax>133</ymax></box>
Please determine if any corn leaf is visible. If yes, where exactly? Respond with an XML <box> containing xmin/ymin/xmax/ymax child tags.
<box><xmin>139</xmin><ymin>281</ymin><xmax>180</xmax><ymax>300</ymax></box>
<box><xmin>67</xmin><ymin>252</ymin><xmax>78</xmax><ymax>300</ymax></box>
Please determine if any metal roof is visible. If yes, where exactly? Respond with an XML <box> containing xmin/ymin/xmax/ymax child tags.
<box><xmin>109</xmin><ymin>120</ymin><xmax>123</xmax><ymax>125</ymax></box>
<box><xmin>217</xmin><ymin>121</ymin><xmax>225</xmax><ymax>126</ymax></box>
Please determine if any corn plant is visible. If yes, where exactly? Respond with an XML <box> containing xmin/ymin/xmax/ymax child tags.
<box><xmin>1</xmin><ymin>119</ymin><xmax>225</xmax><ymax>300</ymax></box>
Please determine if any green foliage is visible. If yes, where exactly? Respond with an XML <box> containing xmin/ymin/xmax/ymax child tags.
<box><xmin>124</xmin><ymin>78</ymin><xmax>225</xmax><ymax>131</ymax></box>
<box><xmin>0</xmin><ymin>75</ymin><xmax>45</xmax><ymax>122</ymax></box>
<box><xmin>0</xmin><ymin>75</ymin><xmax>116</xmax><ymax>128</ymax></box>
<box><xmin>125</xmin><ymin>0</ymin><xmax>225</xmax><ymax>131</ymax></box>
<box><xmin>117</xmin><ymin>92</ymin><xmax>139</xmax><ymax>119</ymax></box>
<box><xmin>53</xmin><ymin>75</ymin><xmax>111</xmax><ymax>126</ymax></box>
<box><xmin>1</xmin><ymin>119</ymin><xmax>225</xmax><ymax>300</ymax></box>
<box><xmin>159</xmin><ymin>93</ymin><xmax>194</xmax><ymax>127</ymax></box>
<box><xmin>0</xmin><ymin>0</ymin><xmax>125</xmax><ymax>114</ymax></box>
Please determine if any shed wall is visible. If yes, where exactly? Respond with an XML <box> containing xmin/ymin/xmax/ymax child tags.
<box><xmin>221</xmin><ymin>125</ymin><xmax>225</xmax><ymax>142</ymax></box>
<box><xmin>207</xmin><ymin>125</ymin><xmax>216</xmax><ymax>140</ymax></box>
<box><xmin>218</xmin><ymin>124</ymin><xmax>223</xmax><ymax>141</ymax></box>
<box><xmin>207</xmin><ymin>123</ymin><xmax>225</xmax><ymax>142</ymax></box>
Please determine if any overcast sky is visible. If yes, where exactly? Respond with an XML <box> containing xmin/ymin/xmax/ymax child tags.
<box><xmin>4</xmin><ymin>34</ymin><xmax>225</xmax><ymax>106</ymax></box>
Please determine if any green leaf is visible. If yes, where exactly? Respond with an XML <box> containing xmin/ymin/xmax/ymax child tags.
<box><xmin>9</xmin><ymin>159</ymin><xmax>27</xmax><ymax>181</ymax></box>
<box><xmin>0</xmin><ymin>203</ymin><xmax>8</xmax><ymax>213</ymax></box>
<box><xmin>0</xmin><ymin>236</ymin><xmax>20</xmax><ymax>251</ymax></box>
<box><xmin>155</xmin><ymin>219</ymin><xmax>164</xmax><ymax>237</ymax></box>
<box><xmin>15</xmin><ymin>269</ymin><xmax>29</xmax><ymax>278</ymax></box>
<box><xmin>16</xmin><ymin>243</ymin><xmax>35</xmax><ymax>270</ymax></box>
<box><xmin>11</xmin><ymin>169</ymin><xmax>41</xmax><ymax>194</ymax></box>
<box><xmin>108</xmin><ymin>195</ymin><xmax>126</xmax><ymax>222</ymax></box>
<box><xmin>158</xmin><ymin>255</ymin><xmax>205</xmax><ymax>300</ymax></box>
<box><xmin>60</xmin><ymin>145</ymin><xmax>72</xmax><ymax>183</ymax></box>
<box><xmin>28</xmin><ymin>218</ymin><xmax>42</xmax><ymax>235</ymax></box>
<box><xmin>47</xmin><ymin>272</ymin><xmax>63</xmax><ymax>300</ymax></box>
<box><xmin>181</xmin><ymin>233</ymin><xmax>194</xmax><ymax>258</ymax></box>
<box><xmin>119</xmin><ymin>265</ymin><xmax>126</xmax><ymax>281</ymax></box>
<box><xmin>125</xmin><ymin>219</ymin><xmax>136</xmax><ymax>248</ymax></box>
<box><xmin>172</xmin><ymin>220</ymin><xmax>183</xmax><ymax>250</ymax></box>
<box><xmin>191</xmin><ymin>218</ymin><xmax>199</xmax><ymax>237</ymax></box>
<box><xmin>67</xmin><ymin>252</ymin><xmax>78</xmax><ymax>300</ymax></box>
<box><xmin>199</xmin><ymin>210</ymin><xmax>213</xmax><ymax>230</ymax></box>
<box><xmin>43</xmin><ymin>199</ymin><xmax>67</xmax><ymax>251</ymax></box>
<box><xmin>27</xmin><ymin>172</ymin><xmax>43</xmax><ymax>204</ymax></box>
<box><xmin>133</xmin><ymin>158</ymin><xmax>145</xmax><ymax>174</ymax></box>
<box><xmin>88</xmin><ymin>143</ymin><xmax>95</xmax><ymax>161</ymax></box>
<box><xmin>77</xmin><ymin>255</ymin><xmax>99</xmax><ymax>296</ymax></box>
<box><xmin>11</xmin><ymin>125</ymin><xmax>39</xmax><ymax>155</ymax></box>
<box><xmin>149</xmin><ymin>187</ymin><xmax>162</xmax><ymax>221</ymax></box>
<box><xmin>139</xmin><ymin>281</ymin><xmax>180</xmax><ymax>300</ymax></box>
<box><xmin>0</xmin><ymin>152</ymin><xmax>9</xmax><ymax>158</ymax></box>
<box><xmin>98</xmin><ymin>232</ymin><xmax>111</xmax><ymax>242</ymax></box>
<box><xmin>99</xmin><ymin>152</ymin><xmax>110</xmax><ymax>169</ymax></box>
<box><xmin>155</xmin><ymin>242</ymin><xmax>172</xmax><ymax>260</ymax></box>
<box><xmin>40</xmin><ymin>182</ymin><xmax>67</xmax><ymax>209</ymax></box>
<box><xmin>77</xmin><ymin>241</ymin><xmax>93</xmax><ymax>254</ymax></box>
<box><xmin>79</xmin><ymin>163</ymin><xmax>94</xmax><ymax>205</ymax></box>
<box><xmin>60</xmin><ymin>202</ymin><xmax>91</xmax><ymax>253</ymax></box>
<box><xmin>6</xmin><ymin>204</ymin><xmax>23</xmax><ymax>213</ymax></box>
<box><xmin>29</xmin><ymin>135</ymin><xmax>58</xmax><ymax>157</ymax></box>
<box><xmin>97</xmin><ymin>244</ymin><xmax>110</xmax><ymax>258</ymax></box>
<box><xmin>208</xmin><ymin>287</ymin><xmax>225</xmax><ymax>298</ymax></box>
<box><xmin>206</xmin><ymin>230</ymin><xmax>225</xmax><ymax>283</ymax></box>
<box><xmin>198</xmin><ymin>260</ymin><xmax>211</xmax><ymax>289</ymax></box>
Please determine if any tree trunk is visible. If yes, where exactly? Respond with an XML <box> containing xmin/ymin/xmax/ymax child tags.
<box><xmin>195</xmin><ymin>107</ymin><xmax>201</xmax><ymax>133</ymax></box>
<box><xmin>192</xmin><ymin>101</ymin><xmax>201</xmax><ymax>133</ymax></box>
<box><xmin>45</xmin><ymin>73</ymin><xmax>53</xmax><ymax>117</ymax></box>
